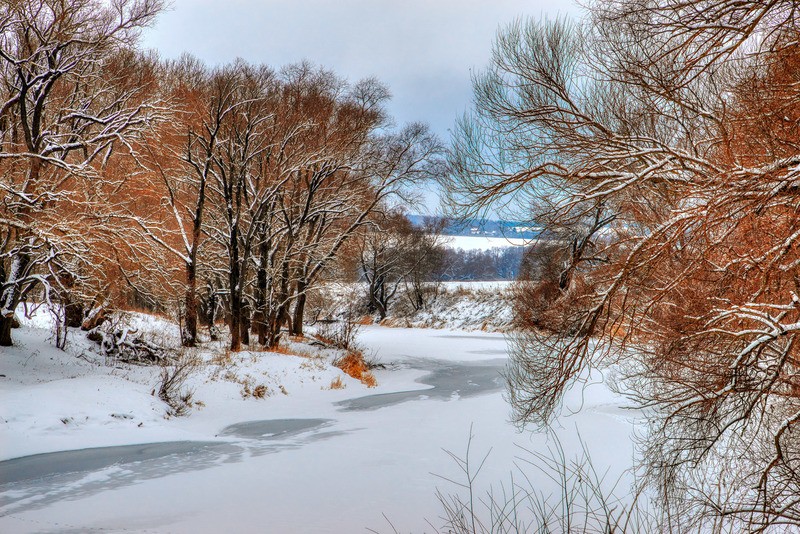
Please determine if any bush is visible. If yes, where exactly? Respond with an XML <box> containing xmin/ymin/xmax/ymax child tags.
<box><xmin>421</xmin><ymin>429</ymin><xmax>654</xmax><ymax>534</ymax></box>
<box><xmin>156</xmin><ymin>351</ymin><xmax>200</xmax><ymax>416</ymax></box>
<box><xmin>315</xmin><ymin>320</ymin><xmax>358</xmax><ymax>350</ymax></box>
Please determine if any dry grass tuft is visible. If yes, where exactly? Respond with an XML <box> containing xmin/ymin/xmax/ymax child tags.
<box><xmin>328</xmin><ymin>376</ymin><xmax>346</xmax><ymax>389</ymax></box>
<box><xmin>269</xmin><ymin>344</ymin><xmax>294</xmax><ymax>355</ymax></box>
<box><xmin>361</xmin><ymin>371</ymin><xmax>377</xmax><ymax>388</ymax></box>
<box><xmin>269</xmin><ymin>344</ymin><xmax>314</xmax><ymax>358</ymax></box>
<box><xmin>210</xmin><ymin>349</ymin><xmax>234</xmax><ymax>366</ymax></box>
<box><xmin>239</xmin><ymin>375</ymin><xmax>270</xmax><ymax>399</ymax></box>
<box><xmin>157</xmin><ymin>351</ymin><xmax>201</xmax><ymax>417</ymax></box>
<box><xmin>335</xmin><ymin>350</ymin><xmax>369</xmax><ymax>379</ymax></box>
<box><xmin>313</xmin><ymin>333</ymin><xmax>336</xmax><ymax>346</ymax></box>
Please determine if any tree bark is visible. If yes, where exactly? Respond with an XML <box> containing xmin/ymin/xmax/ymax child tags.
<box><xmin>230</xmin><ymin>300</ymin><xmax>241</xmax><ymax>351</ymax></box>
<box><xmin>240</xmin><ymin>302</ymin><xmax>250</xmax><ymax>346</ymax></box>
<box><xmin>291</xmin><ymin>279</ymin><xmax>306</xmax><ymax>336</ymax></box>
<box><xmin>265</xmin><ymin>259</ymin><xmax>292</xmax><ymax>348</ymax></box>
<box><xmin>229</xmin><ymin>266</ymin><xmax>242</xmax><ymax>351</ymax></box>
<box><xmin>182</xmin><ymin>261</ymin><xmax>197</xmax><ymax>347</ymax></box>
<box><xmin>372</xmin><ymin>274</ymin><xmax>388</xmax><ymax>320</ymax></box>
<box><xmin>206</xmin><ymin>284</ymin><xmax>219</xmax><ymax>341</ymax></box>
<box><xmin>254</xmin><ymin>240</ymin><xmax>268</xmax><ymax>345</ymax></box>
<box><xmin>266</xmin><ymin>309</ymin><xmax>282</xmax><ymax>348</ymax></box>
<box><xmin>64</xmin><ymin>300</ymin><xmax>83</xmax><ymax>328</ymax></box>
<box><xmin>0</xmin><ymin>252</ymin><xmax>31</xmax><ymax>347</ymax></box>
<box><xmin>0</xmin><ymin>316</ymin><xmax>12</xmax><ymax>346</ymax></box>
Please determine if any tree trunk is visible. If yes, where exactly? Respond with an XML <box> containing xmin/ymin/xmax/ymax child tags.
<box><xmin>267</xmin><ymin>329</ymin><xmax>281</xmax><ymax>348</ymax></box>
<box><xmin>374</xmin><ymin>274</ymin><xmax>388</xmax><ymax>320</ymax></box>
<box><xmin>283</xmin><ymin>304</ymin><xmax>293</xmax><ymax>338</ymax></box>
<box><xmin>366</xmin><ymin>276</ymin><xmax>378</xmax><ymax>314</ymax></box>
<box><xmin>54</xmin><ymin>271</ymin><xmax>83</xmax><ymax>329</ymax></box>
<box><xmin>254</xmin><ymin>241</ymin><xmax>268</xmax><ymax>345</ymax></box>
<box><xmin>207</xmin><ymin>286</ymin><xmax>219</xmax><ymax>341</ymax></box>
<box><xmin>0</xmin><ymin>252</ymin><xmax>31</xmax><ymax>347</ymax></box>
<box><xmin>182</xmin><ymin>262</ymin><xmax>197</xmax><ymax>347</ymax></box>
<box><xmin>265</xmin><ymin>301</ymin><xmax>290</xmax><ymax>349</ymax></box>
<box><xmin>230</xmin><ymin>300</ymin><xmax>241</xmax><ymax>351</ymax></box>
<box><xmin>229</xmin><ymin>267</ymin><xmax>242</xmax><ymax>351</ymax></box>
<box><xmin>64</xmin><ymin>300</ymin><xmax>83</xmax><ymax>328</ymax></box>
<box><xmin>253</xmin><ymin>308</ymin><xmax>265</xmax><ymax>345</ymax></box>
<box><xmin>291</xmin><ymin>279</ymin><xmax>306</xmax><ymax>336</ymax></box>
<box><xmin>228</xmin><ymin>209</ymin><xmax>242</xmax><ymax>351</ymax></box>
<box><xmin>256</xmin><ymin>312</ymin><xmax>269</xmax><ymax>346</ymax></box>
<box><xmin>265</xmin><ymin>259</ymin><xmax>292</xmax><ymax>348</ymax></box>
<box><xmin>240</xmin><ymin>303</ymin><xmax>250</xmax><ymax>346</ymax></box>
<box><xmin>266</xmin><ymin>309</ymin><xmax>282</xmax><ymax>348</ymax></box>
<box><xmin>0</xmin><ymin>315</ymin><xmax>12</xmax><ymax>346</ymax></box>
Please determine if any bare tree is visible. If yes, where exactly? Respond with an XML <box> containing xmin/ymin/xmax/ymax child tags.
<box><xmin>115</xmin><ymin>55</ymin><xmax>238</xmax><ymax>347</ymax></box>
<box><xmin>0</xmin><ymin>0</ymin><xmax>165</xmax><ymax>346</ymax></box>
<box><xmin>204</xmin><ymin>62</ymin><xmax>281</xmax><ymax>351</ymax></box>
<box><xmin>355</xmin><ymin>211</ymin><xmax>446</xmax><ymax>319</ymax></box>
<box><xmin>247</xmin><ymin>69</ymin><xmax>444</xmax><ymax>346</ymax></box>
<box><xmin>401</xmin><ymin>218</ymin><xmax>447</xmax><ymax>312</ymax></box>
<box><xmin>447</xmin><ymin>3</ymin><xmax>800</xmax><ymax>530</ymax></box>
<box><xmin>356</xmin><ymin>210</ymin><xmax>412</xmax><ymax>320</ymax></box>
<box><xmin>283</xmin><ymin>119</ymin><xmax>445</xmax><ymax>337</ymax></box>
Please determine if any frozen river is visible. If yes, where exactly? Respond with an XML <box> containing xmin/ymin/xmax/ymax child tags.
<box><xmin>0</xmin><ymin>327</ymin><xmax>636</xmax><ymax>533</ymax></box>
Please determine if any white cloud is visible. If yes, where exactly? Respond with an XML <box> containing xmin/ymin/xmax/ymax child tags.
<box><xmin>141</xmin><ymin>0</ymin><xmax>579</xmax><ymax>138</ymax></box>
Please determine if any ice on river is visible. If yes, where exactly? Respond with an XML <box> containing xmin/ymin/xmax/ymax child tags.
<box><xmin>0</xmin><ymin>326</ymin><xmax>638</xmax><ymax>533</ymax></box>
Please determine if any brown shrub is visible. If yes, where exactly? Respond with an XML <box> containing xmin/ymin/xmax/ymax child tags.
<box><xmin>334</xmin><ymin>350</ymin><xmax>378</xmax><ymax>387</ymax></box>
<box><xmin>335</xmin><ymin>350</ymin><xmax>369</xmax><ymax>379</ymax></box>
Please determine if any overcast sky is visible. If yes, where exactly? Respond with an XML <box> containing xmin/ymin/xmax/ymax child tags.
<box><xmin>140</xmin><ymin>1</ymin><xmax>580</xmax><ymax>214</ymax></box>
<box><xmin>142</xmin><ymin>1</ymin><xmax>578</xmax><ymax>137</ymax></box>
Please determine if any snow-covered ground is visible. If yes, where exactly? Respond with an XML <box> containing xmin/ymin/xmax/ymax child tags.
<box><xmin>442</xmin><ymin>235</ymin><xmax>534</xmax><ymax>251</ymax></box>
<box><xmin>385</xmin><ymin>284</ymin><xmax>514</xmax><ymax>330</ymax></box>
<box><xmin>439</xmin><ymin>280</ymin><xmax>514</xmax><ymax>292</ymax></box>
<box><xmin>1</xmin><ymin>313</ymin><xmax>639</xmax><ymax>533</ymax></box>
<box><xmin>321</xmin><ymin>281</ymin><xmax>516</xmax><ymax>332</ymax></box>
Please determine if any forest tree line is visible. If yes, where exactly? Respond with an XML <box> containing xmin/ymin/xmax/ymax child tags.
<box><xmin>0</xmin><ymin>0</ymin><xmax>446</xmax><ymax>350</ymax></box>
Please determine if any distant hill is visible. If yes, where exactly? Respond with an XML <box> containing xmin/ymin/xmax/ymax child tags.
<box><xmin>406</xmin><ymin>214</ymin><xmax>542</xmax><ymax>239</ymax></box>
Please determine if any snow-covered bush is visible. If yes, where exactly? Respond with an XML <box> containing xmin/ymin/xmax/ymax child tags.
<box><xmin>86</xmin><ymin>313</ymin><xmax>176</xmax><ymax>364</ymax></box>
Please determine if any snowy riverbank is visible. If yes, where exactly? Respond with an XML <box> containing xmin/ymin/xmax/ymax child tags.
<box><xmin>1</xmin><ymin>313</ymin><xmax>639</xmax><ymax>533</ymax></box>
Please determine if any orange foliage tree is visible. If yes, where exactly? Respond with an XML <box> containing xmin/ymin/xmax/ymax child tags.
<box><xmin>0</xmin><ymin>0</ymin><xmax>166</xmax><ymax>347</ymax></box>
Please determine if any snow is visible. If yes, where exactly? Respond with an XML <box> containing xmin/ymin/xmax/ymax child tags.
<box><xmin>442</xmin><ymin>234</ymin><xmax>534</xmax><ymax>251</ymax></box>
<box><xmin>439</xmin><ymin>280</ymin><xmax>514</xmax><ymax>292</ymax></box>
<box><xmin>0</xmin><ymin>312</ymin><xmax>640</xmax><ymax>533</ymax></box>
<box><xmin>322</xmin><ymin>280</ymin><xmax>516</xmax><ymax>331</ymax></box>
